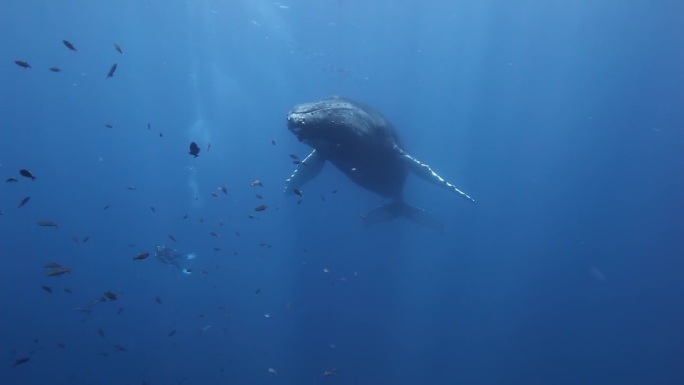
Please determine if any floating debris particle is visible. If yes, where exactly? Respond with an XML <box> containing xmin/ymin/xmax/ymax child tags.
<box><xmin>113</xmin><ymin>43</ymin><xmax>123</xmax><ymax>54</ymax></box>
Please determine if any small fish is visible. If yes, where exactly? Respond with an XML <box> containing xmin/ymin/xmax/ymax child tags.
<box><xmin>209</xmin><ymin>232</ymin><xmax>220</xmax><ymax>238</ymax></box>
<box><xmin>82</xmin><ymin>235</ymin><xmax>90</xmax><ymax>243</ymax></box>
<box><xmin>127</xmin><ymin>185</ymin><xmax>136</xmax><ymax>190</ymax></box>
<box><xmin>255</xmin><ymin>288</ymin><xmax>261</xmax><ymax>295</ymax></box>
<box><xmin>254</xmin><ymin>204</ymin><xmax>268</xmax><ymax>212</ymax></box>
<box><xmin>289</xmin><ymin>154</ymin><xmax>299</xmax><ymax>160</ymax></box>
<box><xmin>133</xmin><ymin>252</ymin><xmax>150</xmax><ymax>260</ymax></box>
<box><xmin>63</xmin><ymin>288</ymin><xmax>72</xmax><ymax>293</ymax></box>
<box><xmin>182</xmin><ymin>214</ymin><xmax>188</xmax><ymax>219</ymax></box>
<box><xmin>293</xmin><ymin>189</ymin><xmax>303</xmax><ymax>197</ymax></box>
<box><xmin>207</xmin><ymin>142</ymin><xmax>212</xmax><ymax>151</ymax></box>
<box><xmin>220</xmin><ymin>185</ymin><xmax>228</xmax><ymax>194</ymax></box>
<box><xmin>56</xmin><ymin>342</ymin><xmax>66</xmax><ymax>349</ymax></box>
<box><xmin>45</xmin><ymin>268</ymin><xmax>71</xmax><ymax>276</ymax></box>
<box><xmin>167</xmin><ymin>329</ymin><xmax>177</xmax><ymax>337</ymax></box>
<box><xmin>71</xmin><ymin>235</ymin><xmax>80</xmax><ymax>243</ymax></box>
<box><xmin>211</xmin><ymin>191</ymin><xmax>219</xmax><ymax>198</ymax></box>
<box><xmin>213</xmin><ymin>247</ymin><xmax>221</xmax><ymax>251</ymax></box>
<box><xmin>6</xmin><ymin>177</ymin><xmax>18</xmax><ymax>182</ymax></box>
<box><xmin>168</xmin><ymin>235</ymin><xmax>177</xmax><ymax>242</ymax></box>
<box><xmin>106</xmin><ymin>63</ymin><xmax>117</xmax><ymax>79</ymax></box>
<box><xmin>43</xmin><ymin>262</ymin><xmax>62</xmax><ymax>268</ymax></box>
<box><xmin>37</xmin><ymin>220</ymin><xmax>59</xmax><ymax>228</ymax></box>
<box><xmin>150</xmin><ymin>206</ymin><xmax>156</xmax><ymax>213</ymax></box>
<box><xmin>113</xmin><ymin>345</ymin><xmax>127</xmax><ymax>352</ymax></box>
<box><xmin>98</xmin><ymin>328</ymin><xmax>105</xmax><ymax>338</ymax></box>
<box><xmin>113</xmin><ymin>43</ymin><xmax>124</xmax><ymax>54</ymax></box>
<box><xmin>159</xmin><ymin>132</ymin><xmax>163</xmax><ymax>138</ymax></box>
<box><xmin>250</xmin><ymin>179</ymin><xmax>263</xmax><ymax>187</ymax></box>
<box><xmin>103</xmin><ymin>291</ymin><xmax>118</xmax><ymax>301</ymax></box>
<box><xmin>18</xmin><ymin>196</ymin><xmax>30</xmax><ymax>208</ymax></box>
<box><xmin>49</xmin><ymin>67</ymin><xmax>61</xmax><ymax>72</ymax></box>
<box><xmin>116</xmin><ymin>307</ymin><xmax>124</xmax><ymax>315</ymax></box>
<box><xmin>320</xmin><ymin>194</ymin><xmax>326</xmax><ymax>201</ymax></box>
<box><xmin>13</xmin><ymin>357</ymin><xmax>30</xmax><ymax>367</ymax></box>
<box><xmin>268</xmin><ymin>368</ymin><xmax>277</xmax><ymax>375</ymax></box>
<box><xmin>19</xmin><ymin>169</ymin><xmax>36</xmax><ymax>180</ymax></box>
<box><xmin>62</xmin><ymin>40</ymin><xmax>77</xmax><ymax>51</ymax></box>
<box><xmin>147</xmin><ymin>123</ymin><xmax>151</xmax><ymax>130</ymax></box>
<box><xmin>189</xmin><ymin>141</ymin><xmax>200</xmax><ymax>157</ymax></box>
<box><xmin>103</xmin><ymin>204</ymin><xmax>111</xmax><ymax>210</ymax></box>
<box><xmin>271</xmin><ymin>138</ymin><xmax>276</xmax><ymax>146</ymax></box>
<box><xmin>41</xmin><ymin>285</ymin><xmax>53</xmax><ymax>293</ymax></box>
<box><xmin>255</xmin><ymin>194</ymin><xmax>263</xmax><ymax>199</ymax></box>
<box><xmin>15</xmin><ymin>60</ymin><xmax>31</xmax><ymax>69</ymax></box>
<box><xmin>293</xmin><ymin>160</ymin><xmax>301</xmax><ymax>164</ymax></box>
<box><xmin>104</xmin><ymin>124</ymin><xmax>113</xmax><ymax>128</ymax></box>
<box><xmin>155</xmin><ymin>296</ymin><xmax>163</xmax><ymax>305</ymax></box>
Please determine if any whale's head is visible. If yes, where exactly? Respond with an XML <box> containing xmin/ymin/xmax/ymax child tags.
<box><xmin>286</xmin><ymin>96</ymin><xmax>374</xmax><ymax>150</ymax></box>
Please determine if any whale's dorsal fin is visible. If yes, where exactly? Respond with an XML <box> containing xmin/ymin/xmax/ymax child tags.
<box><xmin>284</xmin><ymin>150</ymin><xmax>325</xmax><ymax>194</ymax></box>
<box><xmin>397</xmin><ymin>146</ymin><xmax>475</xmax><ymax>203</ymax></box>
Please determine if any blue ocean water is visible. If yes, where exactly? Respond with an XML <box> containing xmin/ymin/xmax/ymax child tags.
<box><xmin>1</xmin><ymin>1</ymin><xmax>683</xmax><ymax>384</ymax></box>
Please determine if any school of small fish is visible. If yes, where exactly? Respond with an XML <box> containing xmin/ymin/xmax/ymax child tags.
<box><xmin>3</xmin><ymin>30</ymin><xmax>352</xmax><ymax>383</ymax></box>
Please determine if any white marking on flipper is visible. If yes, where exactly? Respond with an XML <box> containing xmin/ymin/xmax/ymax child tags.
<box><xmin>284</xmin><ymin>150</ymin><xmax>325</xmax><ymax>194</ymax></box>
<box><xmin>398</xmin><ymin>148</ymin><xmax>475</xmax><ymax>203</ymax></box>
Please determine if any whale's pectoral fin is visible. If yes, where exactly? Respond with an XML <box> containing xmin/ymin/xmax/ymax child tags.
<box><xmin>361</xmin><ymin>201</ymin><xmax>444</xmax><ymax>233</ymax></box>
<box><xmin>284</xmin><ymin>150</ymin><xmax>325</xmax><ymax>194</ymax></box>
<box><xmin>399</xmin><ymin>150</ymin><xmax>475</xmax><ymax>203</ymax></box>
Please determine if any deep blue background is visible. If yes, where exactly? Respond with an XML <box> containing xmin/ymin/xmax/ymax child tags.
<box><xmin>1</xmin><ymin>1</ymin><xmax>683</xmax><ymax>384</ymax></box>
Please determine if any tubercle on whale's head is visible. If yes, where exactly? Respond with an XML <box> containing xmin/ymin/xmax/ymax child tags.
<box><xmin>286</xmin><ymin>97</ymin><xmax>361</xmax><ymax>145</ymax></box>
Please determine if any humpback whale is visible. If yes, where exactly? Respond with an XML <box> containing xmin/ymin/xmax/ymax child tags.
<box><xmin>284</xmin><ymin>96</ymin><xmax>474</xmax><ymax>231</ymax></box>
